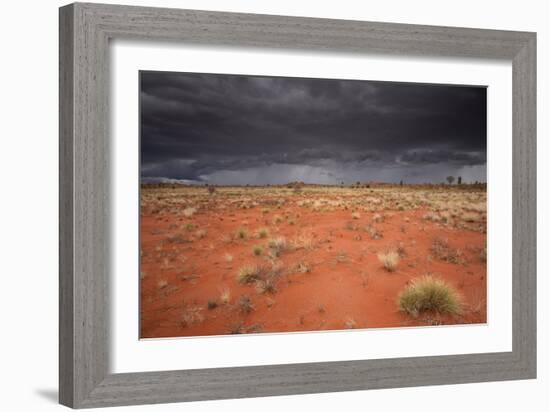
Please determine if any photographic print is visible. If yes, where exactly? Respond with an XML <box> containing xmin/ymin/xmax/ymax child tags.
<box><xmin>139</xmin><ymin>71</ymin><xmax>487</xmax><ymax>338</ymax></box>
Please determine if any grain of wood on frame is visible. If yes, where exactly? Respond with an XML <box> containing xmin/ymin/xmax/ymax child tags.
<box><xmin>59</xmin><ymin>2</ymin><xmax>536</xmax><ymax>408</ymax></box>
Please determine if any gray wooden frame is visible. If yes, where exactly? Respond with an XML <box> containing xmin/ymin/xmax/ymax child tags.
<box><xmin>59</xmin><ymin>2</ymin><xmax>536</xmax><ymax>408</ymax></box>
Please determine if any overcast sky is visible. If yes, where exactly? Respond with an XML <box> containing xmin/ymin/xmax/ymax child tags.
<box><xmin>140</xmin><ymin>71</ymin><xmax>486</xmax><ymax>185</ymax></box>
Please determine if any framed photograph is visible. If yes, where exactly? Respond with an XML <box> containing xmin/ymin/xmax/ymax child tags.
<box><xmin>59</xmin><ymin>2</ymin><xmax>536</xmax><ymax>408</ymax></box>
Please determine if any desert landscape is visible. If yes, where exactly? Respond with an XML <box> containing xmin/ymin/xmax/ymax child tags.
<box><xmin>139</xmin><ymin>183</ymin><xmax>487</xmax><ymax>338</ymax></box>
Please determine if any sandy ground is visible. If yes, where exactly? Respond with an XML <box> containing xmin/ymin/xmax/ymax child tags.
<box><xmin>139</xmin><ymin>186</ymin><xmax>486</xmax><ymax>338</ymax></box>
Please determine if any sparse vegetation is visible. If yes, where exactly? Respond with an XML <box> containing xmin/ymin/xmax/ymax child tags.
<box><xmin>141</xmin><ymin>183</ymin><xmax>486</xmax><ymax>338</ymax></box>
<box><xmin>378</xmin><ymin>251</ymin><xmax>399</xmax><ymax>272</ymax></box>
<box><xmin>236</xmin><ymin>227</ymin><xmax>249</xmax><ymax>239</ymax></box>
<box><xmin>268</xmin><ymin>236</ymin><xmax>288</xmax><ymax>257</ymax></box>
<box><xmin>294</xmin><ymin>261</ymin><xmax>311</xmax><ymax>273</ymax></box>
<box><xmin>237</xmin><ymin>265</ymin><xmax>262</xmax><ymax>284</ymax></box>
<box><xmin>345</xmin><ymin>317</ymin><xmax>357</xmax><ymax>329</ymax></box>
<box><xmin>364</xmin><ymin>224</ymin><xmax>382</xmax><ymax>240</ymax></box>
<box><xmin>219</xmin><ymin>287</ymin><xmax>231</xmax><ymax>304</ymax></box>
<box><xmin>398</xmin><ymin>276</ymin><xmax>461</xmax><ymax>317</ymax></box>
<box><xmin>181</xmin><ymin>305</ymin><xmax>204</xmax><ymax>327</ymax></box>
<box><xmin>238</xmin><ymin>295</ymin><xmax>255</xmax><ymax>313</ymax></box>
<box><xmin>256</xmin><ymin>277</ymin><xmax>277</xmax><ymax>294</ymax></box>
<box><xmin>431</xmin><ymin>237</ymin><xmax>463</xmax><ymax>264</ymax></box>
<box><xmin>272</xmin><ymin>214</ymin><xmax>283</xmax><ymax>224</ymax></box>
<box><xmin>256</xmin><ymin>227</ymin><xmax>269</xmax><ymax>239</ymax></box>
<box><xmin>183</xmin><ymin>207</ymin><xmax>197</xmax><ymax>217</ymax></box>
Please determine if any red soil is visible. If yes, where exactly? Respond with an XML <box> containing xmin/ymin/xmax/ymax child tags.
<box><xmin>140</xmin><ymin>201</ymin><xmax>486</xmax><ymax>338</ymax></box>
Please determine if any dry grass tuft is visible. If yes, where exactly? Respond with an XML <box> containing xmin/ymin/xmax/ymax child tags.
<box><xmin>268</xmin><ymin>236</ymin><xmax>288</xmax><ymax>257</ymax></box>
<box><xmin>294</xmin><ymin>261</ymin><xmax>311</xmax><ymax>273</ymax></box>
<box><xmin>398</xmin><ymin>276</ymin><xmax>462</xmax><ymax>317</ymax></box>
<box><xmin>219</xmin><ymin>287</ymin><xmax>231</xmax><ymax>304</ymax></box>
<box><xmin>431</xmin><ymin>237</ymin><xmax>463</xmax><ymax>264</ymax></box>
<box><xmin>372</xmin><ymin>213</ymin><xmax>384</xmax><ymax>223</ymax></box>
<box><xmin>255</xmin><ymin>277</ymin><xmax>277</xmax><ymax>294</ymax></box>
<box><xmin>378</xmin><ymin>251</ymin><xmax>400</xmax><ymax>272</ymax></box>
<box><xmin>235</xmin><ymin>227</ymin><xmax>248</xmax><ymax>240</ymax></box>
<box><xmin>236</xmin><ymin>265</ymin><xmax>263</xmax><ymax>284</ymax></box>
<box><xmin>364</xmin><ymin>224</ymin><xmax>382</xmax><ymax>240</ymax></box>
<box><xmin>183</xmin><ymin>207</ymin><xmax>197</xmax><ymax>217</ymax></box>
<box><xmin>195</xmin><ymin>229</ymin><xmax>207</xmax><ymax>239</ymax></box>
<box><xmin>345</xmin><ymin>317</ymin><xmax>357</xmax><ymax>329</ymax></box>
<box><xmin>181</xmin><ymin>305</ymin><xmax>204</xmax><ymax>327</ymax></box>
<box><xmin>238</xmin><ymin>295</ymin><xmax>255</xmax><ymax>313</ymax></box>
<box><xmin>256</xmin><ymin>227</ymin><xmax>269</xmax><ymax>239</ymax></box>
<box><xmin>272</xmin><ymin>214</ymin><xmax>283</xmax><ymax>224</ymax></box>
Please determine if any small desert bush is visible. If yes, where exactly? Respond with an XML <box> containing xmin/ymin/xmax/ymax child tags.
<box><xmin>255</xmin><ymin>277</ymin><xmax>277</xmax><ymax>294</ymax></box>
<box><xmin>268</xmin><ymin>236</ymin><xmax>288</xmax><ymax>256</ymax></box>
<box><xmin>228</xmin><ymin>322</ymin><xmax>246</xmax><ymax>334</ymax></box>
<box><xmin>235</xmin><ymin>227</ymin><xmax>248</xmax><ymax>240</ymax></box>
<box><xmin>256</xmin><ymin>227</ymin><xmax>269</xmax><ymax>239</ymax></box>
<box><xmin>431</xmin><ymin>237</ymin><xmax>463</xmax><ymax>264</ymax></box>
<box><xmin>183</xmin><ymin>207</ymin><xmax>197</xmax><ymax>217</ymax></box>
<box><xmin>294</xmin><ymin>261</ymin><xmax>311</xmax><ymax>273</ymax></box>
<box><xmin>398</xmin><ymin>276</ymin><xmax>461</xmax><ymax>317</ymax></box>
<box><xmin>291</xmin><ymin>234</ymin><xmax>315</xmax><ymax>250</ymax></box>
<box><xmin>238</xmin><ymin>295</ymin><xmax>255</xmax><ymax>314</ymax></box>
<box><xmin>181</xmin><ymin>305</ymin><xmax>204</xmax><ymax>327</ymax></box>
<box><xmin>272</xmin><ymin>214</ymin><xmax>283</xmax><ymax>224</ymax></box>
<box><xmin>372</xmin><ymin>213</ymin><xmax>384</xmax><ymax>223</ymax></box>
<box><xmin>351</xmin><ymin>212</ymin><xmax>361</xmax><ymax>220</ymax></box>
<box><xmin>237</xmin><ymin>265</ymin><xmax>262</xmax><ymax>284</ymax></box>
<box><xmin>345</xmin><ymin>317</ymin><xmax>357</xmax><ymax>329</ymax></box>
<box><xmin>378</xmin><ymin>251</ymin><xmax>400</xmax><ymax>272</ymax></box>
<box><xmin>253</xmin><ymin>245</ymin><xmax>263</xmax><ymax>256</ymax></box>
<box><xmin>207</xmin><ymin>299</ymin><xmax>218</xmax><ymax>310</ymax></box>
<box><xmin>219</xmin><ymin>287</ymin><xmax>231</xmax><ymax>304</ymax></box>
<box><xmin>364</xmin><ymin>224</ymin><xmax>382</xmax><ymax>240</ymax></box>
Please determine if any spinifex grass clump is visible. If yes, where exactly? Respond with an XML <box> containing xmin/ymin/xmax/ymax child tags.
<box><xmin>378</xmin><ymin>251</ymin><xmax>399</xmax><ymax>272</ymax></box>
<box><xmin>398</xmin><ymin>276</ymin><xmax>461</xmax><ymax>317</ymax></box>
<box><xmin>267</xmin><ymin>236</ymin><xmax>288</xmax><ymax>257</ymax></box>
<box><xmin>237</xmin><ymin>265</ymin><xmax>262</xmax><ymax>284</ymax></box>
<box><xmin>256</xmin><ymin>227</ymin><xmax>269</xmax><ymax>239</ymax></box>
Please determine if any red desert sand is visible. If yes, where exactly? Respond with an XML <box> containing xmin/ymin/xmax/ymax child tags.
<box><xmin>139</xmin><ymin>184</ymin><xmax>487</xmax><ymax>338</ymax></box>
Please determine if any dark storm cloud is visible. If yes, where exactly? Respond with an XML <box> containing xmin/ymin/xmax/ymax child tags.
<box><xmin>140</xmin><ymin>71</ymin><xmax>486</xmax><ymax>184</ymax></box>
